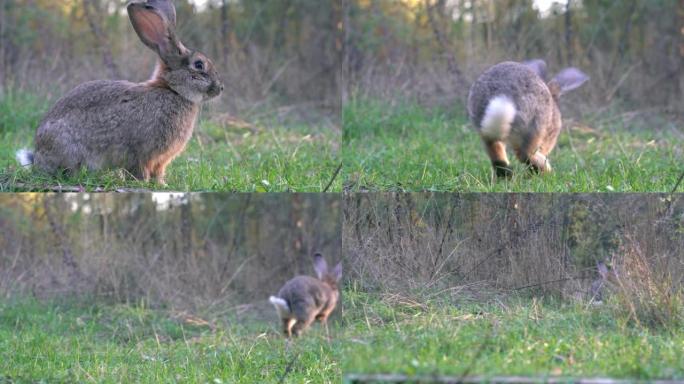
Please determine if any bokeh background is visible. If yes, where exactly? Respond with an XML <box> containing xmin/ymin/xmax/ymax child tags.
<box><xmin>0</xmin><ymin>193</ymin><xmax>341</xmax><ymax>312</ymax></box>
<box><xmin>344</xmin><ymin>193</ymin><xmax>684</xmax><ymax>300</ymax></box>
<box><xmin>0</xmin><ymin>0</ymin><xmax>342</xmax><ymax>121</ymax></box>
<box><xmin>345</xmin><ymin>0</ymin><xmax>683</xmax><ymax>116</ymax></box>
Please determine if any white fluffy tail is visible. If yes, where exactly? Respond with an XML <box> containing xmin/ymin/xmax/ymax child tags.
<box><xmin>480</xmin><ymin>96</ymin><xmax>516</xmax><ymax>141</ymax></box>
<box><xmin>15</xmin><ymin>149</ymin><xmax>34</xmax><ymax>168</ymax></box>
<box><xmin>269</xmin><ymin>296</ymin><xmax>290</xmax><ymax>317</ymax></box>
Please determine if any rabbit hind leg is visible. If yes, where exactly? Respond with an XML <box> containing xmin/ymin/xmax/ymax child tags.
<box><xmin>291</xmin><ymin>311</ymin><xmax>317</xmax><ymax>337</ymax></box>
<box><xmin>282</xmin><ymin>318</ymin><xmax>296</xmax><ymax>338</ymax></box>
<box><xmin>483</xmin><ymin>139</ymin><xmax>512</xmax><ymax>178</ymax></box>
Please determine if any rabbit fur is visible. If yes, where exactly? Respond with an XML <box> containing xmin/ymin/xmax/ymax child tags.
<box><xmin>269</xmin><ymin>253</ymin><xmax>342</xmax><ymax>338</ymax></box>
<box><xmin>17</xmin><ymin>0</ymin><xmax>223</xmax><ymax>185</ymax></box>
<box><xmin>467</xmin><ymin>60</ymin><xmax>588</xmax><ymax>177</ymax></box>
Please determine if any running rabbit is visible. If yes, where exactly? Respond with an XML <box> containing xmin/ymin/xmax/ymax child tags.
<box><xmin>269</xmin><ymin>253</ymin><xmax>342</xmax><ymax>338</ymax></box>
<box><xmin>467</xmin><ymin>59</ymin><xmax>588</xmax><ymax>177</ymax></box>
<box><xmin>590</xmin><ymin>260</ymin><xmax>618</xmax><ymax>303</ymax></box>
<box><xmin>16</xmin><ymin>0</ymin><xmax>223</xmax><ymax>185</ymax></box>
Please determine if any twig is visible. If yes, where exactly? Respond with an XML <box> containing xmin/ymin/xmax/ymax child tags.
<box><xmin>509</xmin><ymin>276</ymin><xmax>585</xmax><ymax>291</ymax></box>
<box><xmin>324</xmin><ymin>162</ymin><xmax>343</xmax><ymax>192</ymax></box>
<box><xmin>455</xmin><ymin>328</ymin><xmax>492</xmax><ymax>383</ymax></box>
<box><xmin>278</xmin><ymin>351</ymin><xmax>299</xmax><ymax>384</ymax></box>
<box><xmin>671</xmin><ymin>170</ymin><xmax>684</xmax><ymax>194</ymax></box>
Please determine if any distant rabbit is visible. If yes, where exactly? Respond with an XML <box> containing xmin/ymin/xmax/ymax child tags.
<box><xmin>16</xmin><ymin>0</ymin><xmax>223</xmax><ymax>185</ymax></box>
<box><xmin>269</xmin><ymin>253</ymin><xmax>342</xmax><ymax>338</ymax></box>
<box><xmin>467</xmin><ymin>59</ymin><xmax>589</xmax><ymax>177</ymax></box>
<box><xmin>590</xmin><ymin>260</ymin><xmax>618</xmax><ymax>303</ymax></box>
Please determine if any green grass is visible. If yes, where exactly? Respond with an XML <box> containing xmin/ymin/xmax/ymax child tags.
<box><xmin>343</xmin><ymin>97</ymin><xmax>684</xmax><ymax>192</ymax></box>
<box><xmin>341</xmin><ymin>290</ymin><xmax>684</xmax><ymax>380</ymax></box>
<box><xmin>0</xmin><ymin>90</ymin><xmax>341</xmax><ymax>192</ymax></box>
<box><xmin>2</xmin><ymin>291</ymin><xmax>683</xmax><ymax>382</ymax></box>
<box><xmin>0</xmin><ymin>298</ymin><xmax>340</xmax><ymax>383</ymax></box>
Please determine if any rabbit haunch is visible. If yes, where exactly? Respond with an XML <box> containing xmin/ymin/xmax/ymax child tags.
<box><xmin>467</xmin><ymin>60</ymin><xmax>588</xmax><ymax>177</ymax></box>
<box><xmin>32</xmin><ymin>80</ymin><xmax>200</xmax><ymax>180</ymax></box>
<box><xmin>16</xmin><ymin>0</ymin><xmax>223</xmax><ymax>185</ymax></box>
<box><xmin>480</xmin><ymin>95</ymin><xmax>516</xmax><ymax>141</ymax></box>
<box><xmin>269</xmin><ymin>253</ymin><xmax>342</xmax><ymax>338</ymax></box>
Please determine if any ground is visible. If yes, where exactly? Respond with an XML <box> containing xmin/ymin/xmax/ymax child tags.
<box><xmin>343</xmin><ymin>98</ymin><xmax>684</xmax><ymax>192</ymax></box>
<box><xmin>0</xmin><ymin>91</ymin><xmax>341</xmax><ymax>192</ymax></box>
<box><xmin>2</xmin><ymin>290</ymin><xmax>682</xmax><ymax>383</ymax></box>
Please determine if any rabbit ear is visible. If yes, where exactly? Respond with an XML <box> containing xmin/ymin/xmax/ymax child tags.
<box><xmin>127</xmin><ymin>0</ymin><xmax>188</xmax><ymax>65</ymax></box>
<box><xmin>146</xmin><ymin>0</ymin><xmax>177</xmax><ymax>26</ymax></box>
<box><xmin>597</xmin><ymin>261</ymin><xmax>609</xmax><ymax>279</ymax></box>
<box><xmin>313</xmin><ymin>253</ymin><xmax>328</xmax><ymax>279</ymax></box>
<box><xmin>550</xmin><ymin>67</ymin><xmax>589</xmax><ymax>96</ymax></box>
<box><xmin>522</xmin><ymin>59</ymin><xmax>548</xmax><ymax>80</ymax></box>
<box><xmin>331</xmin><ymin>262</ymin><xmax>342</xmax><ymax>282</ymax></box>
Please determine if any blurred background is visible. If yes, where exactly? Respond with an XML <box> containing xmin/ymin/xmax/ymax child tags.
<box><xmin>344</xmin><ymin>0</ymin><xmax>683</xmax><ymax>117</ymax></box>
<box><xmin>0</xmin><ymin>193</ymin><xmax>341</xmax><ymax>312</ymax></box>
<box><xmin>344</xmin><ymin>193</ymin><xmax>684</xmax><ymax>301</ymax></box>
<box><xmin>0</xmin><ymin>0</ymin><xmax>342</xmax><ymax>122</ymax></box>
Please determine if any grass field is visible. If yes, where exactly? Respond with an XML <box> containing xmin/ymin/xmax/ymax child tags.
<box><xmin>0</xmin><ymin>297</ymin><xmax>340</xmax><ymax>383</ymax></box>
<box><xmin>2</xmin><ymin>290</ymin><xmax>683</xmax><ymax>383</ymax></box>
<box><xmin>0</xmin><ymin>90</ymin><xmax>341</xmax><ymax>192</ymax></box>
<box><xmin>343</xmin><ymin>98</ymin><xmax>684</xmax><ymax>192</ymax></box>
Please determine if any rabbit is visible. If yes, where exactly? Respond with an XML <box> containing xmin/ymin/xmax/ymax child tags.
<box><xmin>269</xmin><ymin>253</ymin><xmax>342</xmax><ymax>338</ymax></box>
<box><xmin>590</xmin><ymin>260</ymin><xmax>618</xmax><ymax>303</ymax></box>
<box><xmin>467</xmin><ymin>59</ymin><xmax>589</xmax><ymax>177</ymax></box>
<box><xmin>15</xmin><ymin>0</ymin><xmax>223</xmax><ymax>185</ymax></box>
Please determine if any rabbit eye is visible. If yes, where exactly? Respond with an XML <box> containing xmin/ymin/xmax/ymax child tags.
<box><xmin>193</xmin><ymin>60</ymin><xmax>204</xmax><ymax>71</ymax></box>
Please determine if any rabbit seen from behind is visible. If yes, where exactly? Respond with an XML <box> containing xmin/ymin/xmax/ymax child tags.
<box><xmin>269</xmin><ymin>253</ymin><xmax>342</xmax><ymax>338</ymax></box>
<box><xmin>467</xmin><ymin>59</ymin><xmax>588</xmax><ymax>177</ymax></box>
<box><xmin>17</xmin><ymin>0</ymin><xmax>223</xmax><ymax>185</ymax></box>
<box><xmin>590</xmin><ymin>260</ymin><xmax>618</xmax><ymax>303</ymax></box>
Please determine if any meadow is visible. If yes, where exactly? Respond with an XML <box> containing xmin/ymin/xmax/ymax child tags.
<box><xmin>0</xmin><ymin>91</ymin><xmax>341</xmax><ymax>192</ymax></box>
<box><xmin>343</xmin><ymin>98</ymin><xmax>683</xmax><ymax>193</ymax></box>
<box><xmin>2</xmin><ymin>288</ymin><xmax>683</xmax><ymax>383</ymax></box>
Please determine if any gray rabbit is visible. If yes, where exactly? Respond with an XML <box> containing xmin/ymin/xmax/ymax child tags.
<box><xmin>269</xmin><ymin>253</ymin><xmax>342</xmax><ymax>338</ymax></box>
<box><xmin>16</xmin><ymin>0</ymin><xmax>223</xmax><ymax>185</ymax></box>
<box><xmin>590</xmin><ymin>260</ymin><xmax>617</xmax><ymax>303</ymax></box>
<box><xmin>467</xmin><ymin>59</ymin><xmax>588</xmax><ymax>177</ymax></box>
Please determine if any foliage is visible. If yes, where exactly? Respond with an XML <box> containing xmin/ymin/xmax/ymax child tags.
<box><xmin>343</xmin><ymin>193</ymin><xmax>684</xmax><ymax>296</ymax></box>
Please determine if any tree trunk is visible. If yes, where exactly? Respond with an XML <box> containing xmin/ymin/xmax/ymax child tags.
<box><xmin>424</xmin><ymin>0</ymin><xmax>468</xmax><ymax>89</ymax></box>
<box><xmin>342</xmin><ymin>0</ymin><xmax>352</xmax><ymax>102</ymax></box>
<box><xmin>0</xmin><ymin>0</ymin><xmax>6</xmax><ymax>86</ymax></box>
<box><xmin>564</xmin><ymin>0</ymin><xmax>573</xmax><ymax>64</ymax></box>
<box><xmin>43</xmin><ymin>196</ymin><xmax>83</xmax><ymax>281</ymax></box>
<box><xmin>290</xmin><ymin>194</ymin><xmax>306</xmax><ymax>271</ymax></box>
<box><xmin>221</xmin><ymin>0</ymin><xmax>230</xmax><ymax>64</ymax></box>
<box><xmin>180</xmin><ymin>194</ymin><xmax>193</xmax><ymax>259</ymax></box>
<box><xmin>83</xmin><ymin>0</ymin><xmax>121</xmax><ymax>79</ymax></box>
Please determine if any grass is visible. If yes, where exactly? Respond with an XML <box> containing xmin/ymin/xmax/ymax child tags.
<box><xmin>0</xmin><ymin>90</ymin><xmax>341</xmax><ymax>192</ymax></box>
<box><xmin>2</xmin><ymin>290</ymin><xmax>683</xmax><ymax>383</ymax></box>
<box><xmin>343</xmin><ymin>97</ymin><xmax>684</xmax><ymax>192</ymax></box>
<box><xmin>0</xmin><ymin>298</ymin><xmax>340</xmax><ymax>383</ymax></box>
<box><xmin>341</xmin><ymin>290</ymin><xmax>684</xmax><ymax>381</ymax></box>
